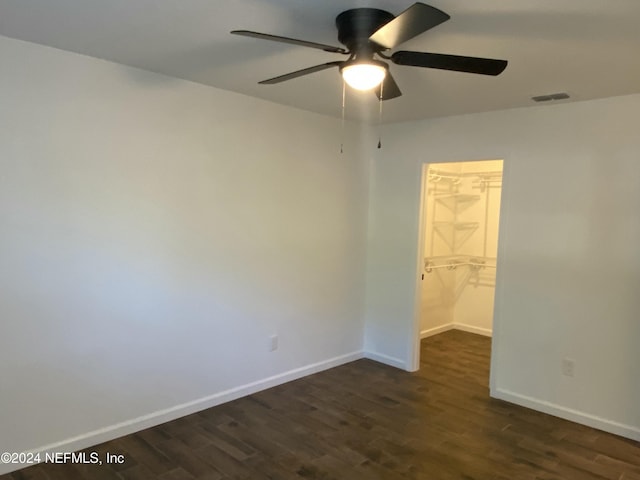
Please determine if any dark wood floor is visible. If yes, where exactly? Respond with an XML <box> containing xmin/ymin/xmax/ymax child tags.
<box><xmin>4</xmin><ymin>330</ymin><xmax>640</xmax><ymax>479</ymax></box>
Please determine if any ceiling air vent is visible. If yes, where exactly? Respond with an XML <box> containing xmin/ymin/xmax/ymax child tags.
<box><xmin>532</xmin><ymin>92</ymin><xmax>570</xmax><ymax>103</ymax></box>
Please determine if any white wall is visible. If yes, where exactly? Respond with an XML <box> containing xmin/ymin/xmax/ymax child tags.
<box><xmin>0</xmin><ymin>35</ymin><xmax>369</xmax><ymax>471</ymax></box>
<box><xmin>452</xmin><ymin>160</ymin><xmax>502</xmax><ymax>335</ymax></box>
<box><xmin>364</xmin><ymin>95</ymin><xmax>640</xmax><ymax>440</ymax></box>
<box><xmin>419</xmin><ymin>164</ymin><xmax>457</xmax><ymax>337</ymax></box>
<box><xmin>419</xmin><ymin>269</ymin><xmax>455</xmax><ymax>336</ymax></box>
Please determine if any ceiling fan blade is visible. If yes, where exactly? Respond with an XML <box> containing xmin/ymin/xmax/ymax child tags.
<box><xmin>231</xmin><ymin>30</ymin><xmax>347</xmax><ymax>54</ymax></box>
<box><xmin>375</xmin><ymin>73</ymin><xmax>402</xmax><ymax>100</ymax></box>
<box><xmin>392</xmin><ymin>51</ymin><xmax>508</xmax><ymax>75</ymax></box>
<box><xmin>258</xmin><ymin>61</ymin><xmax>343</xmax><ymax>85</ymax></box>
<box><xmin>369</xmin><ymin>3</ymin><xmax>450</xmax><ymax>50</ymax></box>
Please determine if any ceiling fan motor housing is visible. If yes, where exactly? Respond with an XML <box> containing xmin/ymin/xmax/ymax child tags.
<box><xmin>335</xmin><ymin>8</ymin><xmax>394</xmax><ymax>52</ymax></box>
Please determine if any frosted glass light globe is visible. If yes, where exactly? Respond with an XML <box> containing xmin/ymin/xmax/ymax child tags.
<box><xmin>341</xmin><ymin>62</ymin><xmax>387</xmax><ymax>91</ymax></box>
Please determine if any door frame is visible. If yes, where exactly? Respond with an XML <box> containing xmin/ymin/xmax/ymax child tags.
<box><xmin>408</xmin><ymin>159</ymin><xmax>509</xmax><ymax>396</ymax></box>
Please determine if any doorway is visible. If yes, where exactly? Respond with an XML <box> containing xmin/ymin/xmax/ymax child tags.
<box><xmin>415</xmin><ymin>159</ymin><xmax>504</xmax><ymax>365</ymax></box>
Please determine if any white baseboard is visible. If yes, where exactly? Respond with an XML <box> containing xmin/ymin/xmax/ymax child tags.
<box><xmin>493</xmin><ymin>388</ymin><xmax>640</xmax><ymax>442</ymax></box>
<box><xmin>363</xmin><ymin>351</ymin><xmax>407</xmax><ymax>370</ymax></box>
<box><xmin>453</xmin><ymin>323</ymin><xmax>492</xmax><ymax>337</ymax></box>
<box><xmin>420</xmin><ymin>323</ymin><xmax>455</xmax><ymax>338</ymax></box>
<box><xmin>0</xmin><ymin>351</ymin><xmax>363</xmax><ymax>476</ymax></box>
<box><xmin>420</xmin><ymin>323</ymin><xmax>492</xmax><ymax>339</ymax></box>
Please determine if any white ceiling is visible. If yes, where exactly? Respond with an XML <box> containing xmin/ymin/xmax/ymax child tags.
<box><xmin>1</xmin><ymin>0</ymin><xmax>640</xmax><ymax>123</ymax></box>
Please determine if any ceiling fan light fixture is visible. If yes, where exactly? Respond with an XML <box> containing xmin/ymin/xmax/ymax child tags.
<box><xmin>233</xmin><ymin>3</ymin><xmax>508</xmax><ymax>101</ymax></box>
<box><xmin>340</xmin><ymin>60</ymin><xmax>387</xmax><ymax>91</ymax></box>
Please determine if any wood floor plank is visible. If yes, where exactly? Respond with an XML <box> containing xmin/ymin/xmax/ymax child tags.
<box><xmin>3</xmin><ymin>330</ymin><xmax>639</xmax><ymax>479</ymax></box>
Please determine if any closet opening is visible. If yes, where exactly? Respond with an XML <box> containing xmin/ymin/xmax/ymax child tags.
<box><xmin>414</xmin><ymin>159</ymin><xmax>504</xmax><ymax>371</ymax></box>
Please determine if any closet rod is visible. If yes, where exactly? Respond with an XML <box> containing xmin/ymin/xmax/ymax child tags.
<box><xmin>429</xmin><ymin>169</ymin><xmax>502</xmax><ymax>178</ymax></box>
<box><xmin>425</xmin><ymin>262</ymin><xmax>496</xmax><ymax>272</ymax></box>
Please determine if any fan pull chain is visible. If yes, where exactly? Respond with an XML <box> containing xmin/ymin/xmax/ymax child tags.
<box><xmin>377</xmin><ymin>81</ymin><xmax>384</xmax><ymax>149</ymax></box>
<box><xmin>340</xmin><ymin>81</ymin><xmax>346</xmax><ymax>154</ymax></box>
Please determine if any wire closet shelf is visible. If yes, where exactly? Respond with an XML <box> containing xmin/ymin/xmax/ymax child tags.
<box><xmin>424</xmin><ymin>166</ymin><xmax>501</xmax><ymax>276</ymax></box>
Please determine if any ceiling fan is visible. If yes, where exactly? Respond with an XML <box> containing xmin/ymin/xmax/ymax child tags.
<box><xmin>231</xmin><ymin>2</ymin><xmax>508</xmax><ymax>100</ymax></box>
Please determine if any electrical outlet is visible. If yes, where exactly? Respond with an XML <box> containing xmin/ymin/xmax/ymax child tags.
<box><xmin>561</xmin><ymin>358</ymin><xmax>575</xmax><ymax>377</ymax></box>
<box><xmin>269</xmin><ymin>335</ymin><xmax>278</xmax><ymax>352</ymax></box>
